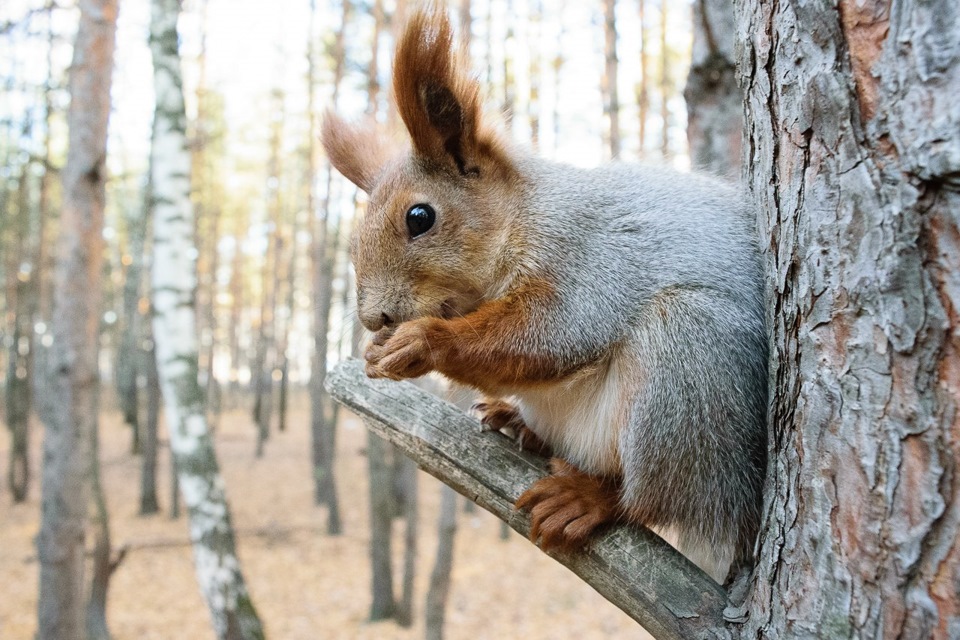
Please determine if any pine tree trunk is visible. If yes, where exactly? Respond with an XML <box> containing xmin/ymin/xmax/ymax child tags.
<box><xmin>148</xmin><ymin>1</ymin><xmax>264</xmax><ymax>637</ymax></box>
<box><xmin>394</xmin><ymin>454</ymin><xmax>418</xmax><ymax>627</ymax></box>
<box><xmin>658</xmin><ymin>0</ymin><xmax>670</xmax><ymax>157</ymax></box>
<box><xmin>637</xmin><ymin>0</ymin><xmax>649</xmax><ymax>155</ymax></box>
<box><xmin>7</xmin><ymin>155</ymin><xmax>34</xmax><ymax>503</ymax></box>
<box><xmin>602</xmin><ymin>0</ymin><xmax>621</xmax><ymax>158</ymax></box>
<box><xmin>366</xmin><ymin>427</ymin><xmax>396</xmax><ymax>621</ymax></box>
<box><xmin>425</xmin><ymin>484</ymin><xmax>458</xmax><ymax>640</ymax></box>
<box><xmin>737</xmin><ymin>0</ymin><xmax>960</xmax><ymax>636</ymax></box>
<box><xmin>140</xmin><ymin>336</ymin><xmax>161</xmax><ymax>515</ymax></box>
<box><xmin>36</xmin><ymin>0</ymin><xmax>118</xmax><ymax>636</ymax></box>
<box><xmin>684</xmin><ymin>0</ymin><xmax>740</xmax><ymax>177</ymax></box>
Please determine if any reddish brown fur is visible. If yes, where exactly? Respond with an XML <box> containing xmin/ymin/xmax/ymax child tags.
<box><xmin>392</xmin><ymin>3</ymin><xmax>512</xmax><ymax>176</ymax></box>
<box><xmin>320</xmin><ymin>111</ymin><xmax>395</xmax><ymax>192</ymax></box>
<box><xmin>364</xmin><ymin>278</ymin><xmax>580</xmax><ymax>394</ymax></box>
<box><xmin>327</xmin><ymin>7</ymin><xmax>624</xmax><ymax>554</ymax></box>
<box><xmin>515</xmin><ymin>459</ymin><xmax>623</xmax><ymax>552</ymax></box>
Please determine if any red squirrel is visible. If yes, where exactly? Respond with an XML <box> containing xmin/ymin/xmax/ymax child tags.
<box><xmin>322</xmin><ymin>5</ymin><xmax>766</xmax><ymax>582</ymax></box>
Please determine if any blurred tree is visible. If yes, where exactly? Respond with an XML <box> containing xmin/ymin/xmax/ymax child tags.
<box><xmin>659</xmin><ymin>0</ymin><xmax>670</xmax><ymax>158</ymax></box>
<box><xmin>36</xmin><ymin>0</ymin><xmax>118</xmax><ymax>637</ymax></box>
<box><xmin>311</xmin><ymin>0</ymin><xmax>352</xmax><ymax>533</ymax></box>
<box><xmin>426</xmin><ymin>484</ymin><xmax>458</xmax><ymax>640</ymax></box>
<box><xmin>601</xmin><ymin>0</ymin><xmax>620</xmax><ymax>158</ymax></box>
<box><xmin>684</xmin><ymin>0</ymin><xmax>740</xmax><ymax>177</ymax></box>
<box><xmin>636</xmin><ymin>0</ymin><xmax>649</xmax><ymax>155</ymax></box>
<box><xmin>147</xmin><ymin>0</ymin><xmax>264</xmax><ymax>636</ymax></box>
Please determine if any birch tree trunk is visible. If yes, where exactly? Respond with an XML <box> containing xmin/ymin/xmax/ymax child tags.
<box><xmin>737</xmin><ymin>0</ymin><xmax>960</xmax><ymax>636</ymax></box>
<box><xmin>36</xmin><ymin>1</ymin><xmax>118</xmax><ymax>637</ymax></box>
<box><xmin>148</xmin><ymin>1</ymin><xmax>264</xmax><ymax>637</ymax></box>
<box><xmin>684</xmin><ymin>0</ymin><xmax>740</xmax><ymax>177</ymax></box>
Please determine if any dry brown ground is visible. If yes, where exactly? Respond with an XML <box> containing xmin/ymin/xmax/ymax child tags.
<box><xmin>0</xmin><ymin>394</ymin><xmax>640</xmax><ymax>639</ymax></box>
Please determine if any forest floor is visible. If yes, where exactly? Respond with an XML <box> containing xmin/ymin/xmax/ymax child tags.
<box><xmin>0</xmin><ymin>393</ymin><xmax>641</xmax><ymax>639</ymax></box>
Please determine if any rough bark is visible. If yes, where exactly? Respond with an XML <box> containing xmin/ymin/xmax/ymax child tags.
<box><xmin>425</xmin><ymin>484</ymin><xmax>458</xmax><ymax>640</ymax></box>
<box><xmin>737</xmin><ymin>0</ymin><xmax>960</xmax><ymax>637</ymax></box>
<box><xmin>36</xmin><ymin>1</ymin><xmax>118</xmax><ymax>637</ymax></box>
<box><xmin>148</xmin><ymin>0</ymin><xmax>264</xmax><ymax>637</ymax></box>
<box><xmin>327</xmin><ymin>360</ymin><xmax>730</xmax><ymax>639</ymax></box>
<box><xmin>684</xmin><ymin>0</ymin><xmax>741</xmax><ymax>177</ymax></box>
<box><xmin>602</xmin><ymin>0</ymin><xmax>621</xmax><ymax>158</ymax></box>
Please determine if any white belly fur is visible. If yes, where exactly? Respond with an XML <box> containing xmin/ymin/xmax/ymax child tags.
<box><xmin>513</xmin><ymin>355</ymin><xmax>624</xmax><ymax>476</ymax></box>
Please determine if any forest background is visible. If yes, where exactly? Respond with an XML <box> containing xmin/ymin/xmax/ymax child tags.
<box><xmin>0</xmin><ymin>0</ymin><xmax>732</xmax><ymax>638</ymax></box>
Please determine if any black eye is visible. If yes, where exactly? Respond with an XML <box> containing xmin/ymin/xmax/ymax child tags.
<box><xmin>406</xmin><ymin>204</ymin><xmax>436</xmax><ymax>238</ymax></box>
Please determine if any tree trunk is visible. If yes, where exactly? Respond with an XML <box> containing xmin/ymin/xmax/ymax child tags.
<box><xmin>36</xmin><ymin>1</ymin><xmax>118</xmax><ymax>637</ymax></box>
<box><xmin>310</xmin><ymin>0</ymin><xmax>350</xmax><ymax>533</ymax></box>
<box><xmin>140</xmin><ymin>335</ymin><xmax>161</xmax><ymax>515</ymax></box>
<box><xmin>737</xmin><ymin>0</ymin><xmax>960</xmax><ymax>636</ymax></box>
<box><xmin>637</xmin><ymin>0</ymin><xmax>649</xmax><ymax>156</ymax></box>
<box><xmin>658</xmin><ymin>0</ymin><xmax>670</xmax><ymax>157</ymax></box>
<box><xmin>366</xmin><ymin>427</ymin><xmax>396</xmax><ymax>621</ymax></box>
<box><xmin>602</xmin><ymin>0</ymin><xmax>621</xmax><ymax>158</ymax></box>
<box><xmin>86</xmin><ymin>411</ymin><xmax>115</xmax><ymax>640</ymax></box>
<box><xmin>425</xmin><ymin>484</ymin><xmax>458</xmax><ymax>640</ymax></box>
<box><xmin>394</xmin><ymin>453</ymin><xmax>417</xmax><ymax>627</ymax></box>
<box><xmin>148</xmin><ymin>1</ymin><xmax>264</xmax><ymax>637</ymax></box>
<box><xmin>684</xmin><ymin>0</ymin><xmax>740</xmax><ymax>177</ymax></box>
<box><xmin>7</xmin><ymin>152</ymin><xmax>34</xmax><ymax>503</ymax></box>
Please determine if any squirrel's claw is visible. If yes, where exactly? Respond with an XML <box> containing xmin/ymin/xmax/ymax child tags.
<box><xmin>516</xmin><ymin>462</ymin><xmax>621</xmax><ymax>552</ymax></box>
<box><xmin>473</xmin><ymin>399</ymin><xmax>551</xmax><ymax>456</ymax></box>
<box><xmin>363</xmin><ymin>320</ymin><xmax>437</xmax><ymax>380</ymax></box>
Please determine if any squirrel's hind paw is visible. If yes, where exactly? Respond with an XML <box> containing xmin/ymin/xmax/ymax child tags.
<box><xmin>515</xmin><ymin>462</ymin><xmax>621</xmax><ymax>552</ymax></box>
<box><xmin>473</xmin><ymin>399</ymin><xmax>551</xmax><ymax>455</ymax></box>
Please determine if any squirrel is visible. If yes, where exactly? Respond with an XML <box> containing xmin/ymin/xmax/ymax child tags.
<box><xmin>321</xmin><ymin>4</ymin><xmax>767</xmax><ymax>583</ymax></box>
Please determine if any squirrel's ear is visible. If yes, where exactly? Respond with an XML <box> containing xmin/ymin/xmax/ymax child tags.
<box><xmin>321</xmin><ymin>111</ymin><xmax>390</xmax><ymax>193</ymax></box>
<box><xmin>393</xmin><ymin>5</ymin><xmax>505</xmax><ymax>176</ymax></box>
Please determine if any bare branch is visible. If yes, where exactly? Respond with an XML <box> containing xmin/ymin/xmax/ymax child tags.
<box><xmin>326</xmin><ymin>359</ymin><xmax>731</xmax><ymax>640</ymax></box>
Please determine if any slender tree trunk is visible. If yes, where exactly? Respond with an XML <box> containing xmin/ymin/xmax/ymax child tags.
<box><xmin>601</xmin><ymin>0</ymin><xmax>621</xmax><ymax>158</ymax></box>
<box><xmin>366</xmin><ymin>427</ymin><xmax>396</xmax><ymax>621</ymax></box>
<box><xmin>684</xmin><ymin>0</ymin><xmax>740</xmax><ymax>177</ymax></box>
<box><xmin>737</xmin><ymin>0</ymin><xmax>960</xmax><ymax>636</ymax></box>
<box><xmin>148</xmin><ymin>1</ymin><xmax>264</xmax><ymax>637</ymax></box>
<box><xmin>86</xmin><ymin>414</ymin><xmax>116</xmax><ymax>640</ymax></box>
<box><xmin>637</xmin><ymin>0</ymin><xmax>649</xmax><ymax>155</ymax></box>
<box><xmin>528</xmin><ymin>0</ymin><xmax>541</xmax><ymax>149</ymax></box>
<box><xmin>310</xmin><ymin>0</ymin><xmax>350</xmax><ymax>534</ymax></box>
<box><xmin>140</xmin><ymin>334</ymin><xmax>161</xmax><ymax>515</ymax></box>
<box><xmin>659</xmin><ymin>0</ymin><xmax>670</xmax><ymax>157</ymax></box>
<box><xmin>36</xmin><ymin>1</ymin><xmax>118</xmax><ymax>637</ymax></box>
<box><xmin>425</xmin><ymin>484</ymin><xmax>458</xmax><ymax>640</ymax></box>
<box><xmin>7</xmin><ymin>153</ymin><xmax>34</xmax><ymax>503</ymax></box>
<box><xmin>394</xmin><ymin>454</ymin><xmax>417</xmax><ymax>627</ymax></box>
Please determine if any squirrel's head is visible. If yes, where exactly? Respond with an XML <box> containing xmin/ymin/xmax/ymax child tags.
<box><xmin>321</xmin><ymin>4</ymin><xmax>519</xmax><ymax>332</ymax></box>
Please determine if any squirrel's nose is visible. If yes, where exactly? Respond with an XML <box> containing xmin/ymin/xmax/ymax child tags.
<box><xmin>358</xmin><ymin>307</ymin><xmax>396</xmax><ymax>332</ymax></box>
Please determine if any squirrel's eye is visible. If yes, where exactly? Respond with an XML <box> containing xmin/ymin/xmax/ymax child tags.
<box><xmin>406</xmin><ymin>204</ymin><xmax>436</xmax><ymax>238</ymax></box>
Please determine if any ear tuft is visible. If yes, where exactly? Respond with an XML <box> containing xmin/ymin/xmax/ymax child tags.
<box><xmin>392</xmin><ymin>3</ymin><xmax>496</xmax><ymax>175</ymax></box>
<box><xmin>320</xmin><ymin>110</ymin><xmax>391</xmax><ymax>193</ymax></box>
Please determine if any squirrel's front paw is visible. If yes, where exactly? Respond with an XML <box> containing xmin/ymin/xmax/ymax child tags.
<box><xmin>364</xmin><ymin>319</ymin><xmax>442</xmax><ymax>380</ymax></box>
<box><xmin>473</xmin><ymin>399</ymin><xmax>551</xmax><ymax>456</ymax></box>
<box><xmin>515</xmin><ymin>461</ymin><xmax>621</xmax><ymax>552</ymax></box>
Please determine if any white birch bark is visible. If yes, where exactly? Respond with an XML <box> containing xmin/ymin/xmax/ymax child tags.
<box><xmin>148</xmin><ymin>1</ymin><xmax>264</xmax><ymax>638</ymax></box>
